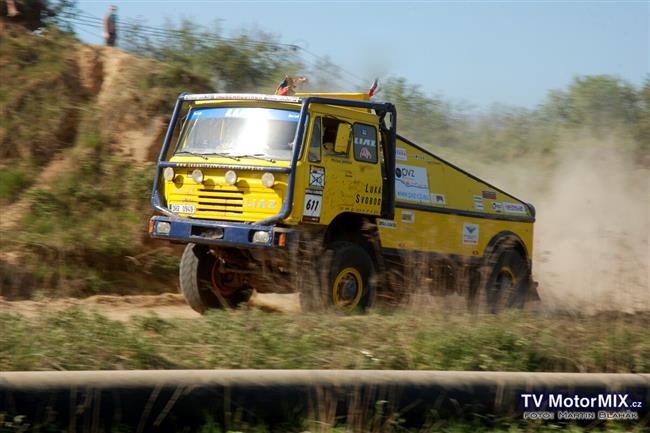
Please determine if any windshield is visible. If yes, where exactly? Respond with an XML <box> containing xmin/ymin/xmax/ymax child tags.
<box><xmin>175</xmin><ymin>107</ymin><xmax>300</xmax><ymax>161</ymax></box>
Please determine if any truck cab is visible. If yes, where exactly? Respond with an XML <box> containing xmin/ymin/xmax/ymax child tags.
<box><xmin>150</xmin><ymin>93</ymin><xmax>397</xmax><ymax>311</ymax></box>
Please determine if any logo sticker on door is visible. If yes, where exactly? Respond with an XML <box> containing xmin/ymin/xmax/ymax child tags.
<box><xmin>309</xmin><ymin>166</ymin><xmax>325</xmax><ymax>189</ymax></box>
<box><xmin>395</xmin><ymin>164</ymin><xmax>429</xmax><ymax>203</ymax></box>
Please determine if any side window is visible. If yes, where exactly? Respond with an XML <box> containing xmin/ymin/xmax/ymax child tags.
<box><xmin>353</xmin><ymin>123</ymin><xmax>378</xmax><ymax>163</ymax></box>
<box><xmin>322</xmin><ymin>117</ymin><xmax>349</xmax><ymax>156</ymax></box>
<box><xmin>309</xmin><ymin>117</ymin><xmax>322</xmax><ymax>162</ymax></box>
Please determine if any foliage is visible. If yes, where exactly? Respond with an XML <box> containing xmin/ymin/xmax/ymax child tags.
<box><xmin>0</xmin><ymin>166</ymin><xmax>30</xmax><ymax>203</ymax></box>
<box><xmin>122</xmin><ymin>19</ymin><xmax>300</xmax><ymax>98</ymax></box>
<box><xmin>0</xmin><ymin>26</ymin><xmax>84</xmax><ymax>166</ymax></box>
<box><xmin>1</xmin><ymin>309</ymin><xmax>648</xmax><ymax>372</ymax></box>
<box><xmin>3</xmin><ymin>146</ymin><xmax>177</xmax><ymax>296</ymax></box>
<box><xmin>389</xmin><ymin>74</ymin><xmax>650</xmax><ymax>165</ymax></box>
<box><xmin>544</xmin><ymin>75</ymin><xmax>640</xmax><ymax>130</ymax></box>
<box><xmin>634</xmin><ymin>77</ymin><xmax>650</xmax><ymax>158</ymax></box>
<box><xmin>381</xmin><ymin>77</ymin><xmax>463</xmax><ymax>148</ymax></box>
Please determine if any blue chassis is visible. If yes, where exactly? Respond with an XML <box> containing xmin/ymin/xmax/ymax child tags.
<box><xmin>150</xmin><ymin>215</ymin><xmax>280</xmax><ymax>248</ymax></box>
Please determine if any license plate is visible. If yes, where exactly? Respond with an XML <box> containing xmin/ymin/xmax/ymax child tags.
<box><xmin>169</xmin><ymin>203</ymin><xmax>196</xmax><ymax>214</ymax></box>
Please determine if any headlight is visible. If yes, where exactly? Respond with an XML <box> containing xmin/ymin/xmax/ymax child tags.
<box><xmin>191</xmin><ymin>169</ymin><xmax>204</xmax><ymax>184</ymax></box>
<box><xmin>163</xmin><ymin>167</ymin><xmax>175</xmax><ymax>181</ymax></box>
<box><xmin>252</xmin><ymin>230</ymin><xmax>270</xmax><ymax>244</ymax></box>
<box><xmin>156</xmin><ymin>221</ymin><xmax>171</xmax><ymax>235</ymax></box>
<box><xmin>225</xmin><ymin>170</ymin><xmax>238</xmax><ymax>185</ymax></box>
<box><xmin>261</xmin><ymin>172</ymin><xmax>275</xmax><ymax>188</ymax></box>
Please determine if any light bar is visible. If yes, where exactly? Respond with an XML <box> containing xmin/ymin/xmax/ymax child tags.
<box><xmin>182</xmin><ymin>93</ymin><xmax>302</xmax><ymax>103</ymax></box>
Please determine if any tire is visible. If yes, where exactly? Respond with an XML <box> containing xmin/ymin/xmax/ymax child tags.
<box><xmin>325</xmin><ymin>241</ymin><xmax>376</xmax><ymax>312</ymax></box>
<box><xmin>179</xmin><ymin>244</ymin><xmax>251</xmax><ymax>313</ymax></box>
<box><xmin>476</xmin><ymin>249</ymin><xmax>529</xmax><ymax>313</ymax></box>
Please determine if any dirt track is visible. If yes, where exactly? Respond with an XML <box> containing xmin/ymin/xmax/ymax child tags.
<box><xmin>0</xmin><ymin>292</ymin><xmax>301</xmax><ymax>320</ymax></box>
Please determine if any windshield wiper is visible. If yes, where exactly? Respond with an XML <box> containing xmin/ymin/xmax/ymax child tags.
<box><xmin>176</xmin><ymin>151</ymin><xmax>208</xmax><ymax>160</ymax></box>
<box><xmin>202</xmin><ymin>152</ymin><xmax>241</xmax><ymax>161</ymax></box>
<box><xmin>233</xmin><ymin>154</ymin><xmax>276</xmax><ymax>163</ymax></box>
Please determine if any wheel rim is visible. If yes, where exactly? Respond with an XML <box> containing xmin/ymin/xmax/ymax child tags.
<box><xmin>210</xmin><ymin>260</ymin><xmax>238</xmax><ymax>298</ymax></box>
<box><xmin>491</xmin><ymin>267</ymin><xmax>516</xmax><ymax>308</ymax></box>
<box><xmin>332</xmin><ymin>267</ymin><xmax>363</xmax><ymax>310</ymax></box>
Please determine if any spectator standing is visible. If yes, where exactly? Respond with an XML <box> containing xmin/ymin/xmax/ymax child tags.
<box><xmin>6</xmin><ymin>0</ymin><xmax>20</xmax><ymax>16</ymax></box>
<box><xmin>103</xmin><ymin>5</ymin><xmax>117</xmax><ymax>46</ymax></box>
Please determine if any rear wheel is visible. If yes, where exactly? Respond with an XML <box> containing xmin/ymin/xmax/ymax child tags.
<box><xmin>179</xmin><ymin>244</ymin><xmax>252</xmax><ymax>313</ymax></box>
<box><xmin>477</xmin><ymin>249</ymin><xmax>529</xmax><ymax>313</ymax></box>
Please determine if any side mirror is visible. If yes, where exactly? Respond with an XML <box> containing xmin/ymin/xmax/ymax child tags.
<box><xmin>334</xmin><ymin>123</ymin><xmax>351</xmax><ymax>154</ymax></box>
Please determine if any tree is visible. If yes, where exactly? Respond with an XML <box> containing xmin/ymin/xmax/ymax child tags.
<box><xmin>557</xmin><ymin>76</ymin><xmax>639</xmax><ymax>130</ymax></box>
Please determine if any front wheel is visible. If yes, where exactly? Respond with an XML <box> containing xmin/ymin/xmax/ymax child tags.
<box><xmin>326</xmin><ymin>241</ymin><xmax>376</xmax><ymax>312</ymax></box>
<box><xmin>299</xmin><ymin>241</ymin><xmax>376</xmax><ymax>313</ymax></box>
<box><xmin>179</xmin><ymin>244</ymin><xmax>251</xmax><ymax>313</ymax></box>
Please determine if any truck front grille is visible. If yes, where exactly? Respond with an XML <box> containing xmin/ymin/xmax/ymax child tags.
<box><xmin>196</xmin><ymin>189</ymin><xmax>244</xmax><ymax>214</ymax></box>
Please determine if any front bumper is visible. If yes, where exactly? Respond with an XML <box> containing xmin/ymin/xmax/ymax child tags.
<box><xmin>149</xmin><ymin>216</ymin><xmax>292</xmax><ymax>248</ymax></box>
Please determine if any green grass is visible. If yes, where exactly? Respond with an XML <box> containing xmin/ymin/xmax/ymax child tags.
<box><xmin>0</xmin><ymin>26</ymin><xmax>84</xmax><ymax>166</ymax></box>
<box><xmin>1</xmin><ymin>149</ymin><xmax>179</xmax><ymax>298</ymax></box>
<box><xmin>0</xmin><ymin>167</ymin><xmax>30</xmax><ymax>203</ymax></box>
<box><xmin>1</xmin><ymin>309</ymin><xmax>648</xmax><ymax>372</ymax></box>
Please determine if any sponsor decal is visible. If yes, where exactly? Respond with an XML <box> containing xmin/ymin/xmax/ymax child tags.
<box><xmin>243</xmin><ymin>198</ymin><xmax>277</xmax><ymax>209</ymax></box>
<box><xmin>302</xmin><ymin>190</ymin><xmax>322</xmax><ymax>222</ymax></box>
<box><xmin>430</xmin><ymin>193</ymin><xmax>446</xmax><ymax>205</ymax></box>
<box><xmin>396</xmin><ymin>147</ymin><xmax>408</xmax><ymax>161</ymax></box>
<box><xmin>359</xmin><ymin>146</ymin><xmax>373</xmax><ymax>160</ymax></box>
<box><xmin>503</xmin><ymin>202</ymin><xmax>527</xmax><ymax>214</ymax></box>
<box><xmin>491</xmin><ymin>201</ymin><xmax>503</xmax><ymax>212</ymax></box>
<box><xmin>412</xmin><ymin>154</ymin><xmax>432</xmax><ymax>162</ymax></box>
<box><xmin>395</xmin><ymin>164</ymin><xmax>429</xmax><ymax>203</ymax></box>
<box><xmin>356</xmin><ymin>184</ymin><xmax>382</xmax><ymax>207</ymax></box>
<box><xmin>463</xmin><ymin>223</ymin><xmax>479</xmax><ymax>245</ymax></box>
<box><xmin>189</xmin><ymin>107</ymin><xmax>300</xmax><ymax>122</ymax></box>
<box><xmin>401</xmin><ymin>210</ymin><xmax>415</xmax><ymax>223</ymax></box>
<box><xmin>473</xmin><ymin>194</ymin><xmax>484</xmax><ymax>211</ymax></box>
<box><xmin>309</xmin><ymin>166</ymin><xmax>325</xmax><ymax>188</ymax></box>
<box><xmin>482</xmin><ymin>190</ymin><xmax>497</xmax><ymax>200</ymax></box>
<box><xmin>353</xmin><ymin>137</ymin><xmax>377</xmax><ymax>147</ymax></box>
<box><xmin>378</xmin><ymin>219</ymin><xmax>396</xmax><ymax>229</ymax></box>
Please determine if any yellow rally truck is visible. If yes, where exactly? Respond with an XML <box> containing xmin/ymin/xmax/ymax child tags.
<box><xmin>149</xmin><ymin>93</ymin><xmax>538</xmax><ymax>313</ymax></box>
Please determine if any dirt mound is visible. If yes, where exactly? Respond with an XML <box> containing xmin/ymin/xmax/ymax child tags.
<box><xmin>77</xmin><ymin>45</ymin><xmax>104</xmax><ymax>96</ymax></box>
<box><xmin>88</xmin><ymin>46</ymin><xmax>167</xmax><ymax>164</ymax></box>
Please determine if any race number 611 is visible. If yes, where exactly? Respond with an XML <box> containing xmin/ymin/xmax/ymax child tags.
<box><xmin>303</xmin><ymin>192</ymin><xmax>322</xmax><ymax>217</ymax></box>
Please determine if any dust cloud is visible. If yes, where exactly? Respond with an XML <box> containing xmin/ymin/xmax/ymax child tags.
<box><xmin>482</xmin><ymin>132</ymin><xmax>649</xmax><ymax>313</ymax></box>
<box><xmin>534</xmin><ymin>134</ymin><xmax>649</xmax><ymax>312</ymax></box>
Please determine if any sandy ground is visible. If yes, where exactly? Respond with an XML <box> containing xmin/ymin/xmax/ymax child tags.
<box><xmin>0</xmin><ymin>292</ymin><xmax>302</xmax><ymax>321</ymax></box>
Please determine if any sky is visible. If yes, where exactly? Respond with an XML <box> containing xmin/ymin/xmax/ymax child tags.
<box><xmin>74</xmin><ymin>1</ymin><xmax>649</xmax><ymax>109</ymax></box>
